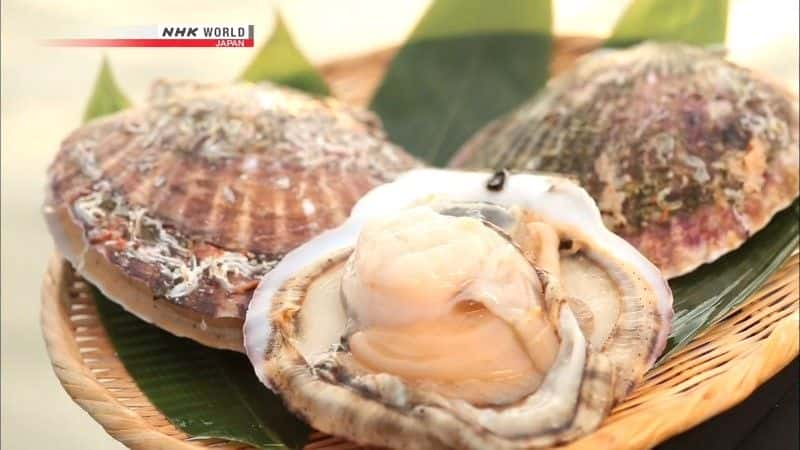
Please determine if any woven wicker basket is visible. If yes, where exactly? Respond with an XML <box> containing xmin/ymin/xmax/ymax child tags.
<box><xmin>41</xmin><ymin>38</ymin><xmax>800</xmax><ymax>450</ymax></box>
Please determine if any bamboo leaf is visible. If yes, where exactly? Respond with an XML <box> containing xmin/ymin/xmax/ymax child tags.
<box><xmin>83</xmin><ymin>57</ymin><xmax>130</xmax><ymax>123</ymax></box>
<box><xmin>240</xmin><ymin>12</ymin><xmax>329</xmax><ymax>95</ymax></box>
<box><xmin>94</xmin><ymin>290</ymin><xmax>310</xmax><ymax>449</ymax></box>
<box><xmin>662</xmin><ymin>200</ymin><xmax>799</xmax><ymax>361</ymax></box>
<box><xmin>371</xmin><ymin>0</ymin><xmax>552</xmax><ymax>166</ymax></box>
<box><xmin>606</xmin><ymin>0</ymin><xmax>728</xmax><ymax>48</ymax></box>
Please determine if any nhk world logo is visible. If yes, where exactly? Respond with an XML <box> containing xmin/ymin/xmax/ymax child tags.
<box><xmin>45</xmin><ymin>25</ymin><xmax>255</xmax><ymax>47</ymax></box>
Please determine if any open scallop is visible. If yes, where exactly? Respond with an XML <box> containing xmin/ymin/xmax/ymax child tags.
<box><xmin>245</xmin><ymin>169</ymin><xmax>673</xmax><ymax>449</ymax></box>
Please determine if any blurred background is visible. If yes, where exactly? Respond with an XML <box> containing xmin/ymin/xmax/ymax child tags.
<box><xmin>1</xmin><ymin>0</ymin><xmax>797</xmax><ymax>448</ymax></box>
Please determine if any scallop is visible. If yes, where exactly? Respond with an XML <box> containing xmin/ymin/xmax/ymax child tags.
<box><xmin>453</xmin><ymin>42</ymin><xmax>799</xmax><ymax>278</ymax></box>
<box><xmin>44</xmin><ymin>80</ymin><xmax>418</xmax><ymax>351</ymax></box>
<box><xmin>245</xmin><ymin>169</ymin><xmax>672</xmax><ymax>449</ymax></box>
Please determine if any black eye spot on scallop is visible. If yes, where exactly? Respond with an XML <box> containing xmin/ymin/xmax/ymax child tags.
<box><xmin>486</xmin><ymin>169</ymin><xmax>508</xmax><ymax>191</ymax></box>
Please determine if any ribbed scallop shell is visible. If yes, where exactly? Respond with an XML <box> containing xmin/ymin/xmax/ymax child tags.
<box><xmin>47</xmin><ymin>80</ymin><xmax>419</xmax><ymax>320</ymax></box>
<box><xmin>454</xmin><ymin>42</ymin><xmax>799</xmax><ymax>278</ymax></box>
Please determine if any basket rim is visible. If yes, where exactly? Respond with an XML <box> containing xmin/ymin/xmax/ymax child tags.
<box><xmin>41</xmin><ymin>254</ymin><xmax>202</xmax><ymax>450</ymax></box>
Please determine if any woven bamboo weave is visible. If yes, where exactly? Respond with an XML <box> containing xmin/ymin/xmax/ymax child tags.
<box><xmin>41</xmin><ymin>39</ymin><xmax>800</xmax><ymax>450</ymax></box>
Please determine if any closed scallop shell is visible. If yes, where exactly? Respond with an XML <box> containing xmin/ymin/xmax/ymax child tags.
<box><xmin>454</xmin><ymin>42</ymin><xmax>799</xmax><ymax>278</ymax></box>
<box><xmin>45</xmin><ymin>80</ymin><xmax>419</xmax><ymax>350</ymax></box>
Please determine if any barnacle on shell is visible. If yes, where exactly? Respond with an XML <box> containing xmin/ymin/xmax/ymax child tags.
<box><xmin>45</xmin><ymin>80</ymin><xmax>419</xmax><ymax>350</ymax></box>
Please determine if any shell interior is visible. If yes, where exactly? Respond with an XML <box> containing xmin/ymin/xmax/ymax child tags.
<box><xmin>245</xmin><ymin>169</ymin><xmax>673</xmax><ymax>449</ymax></box>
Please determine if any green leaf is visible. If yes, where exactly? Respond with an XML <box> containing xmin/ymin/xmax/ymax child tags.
<box><xmin>662</xmin><ymin>200</ymin><xmax>799</xmax><ymax>361</ymax></box>
<box><xmin>606</xmin><ymin>0</ymin><xmax>728</xmax><ymax>48</ymax></box>
<box><xmin>371</xmin><ymin>0</ymin><xmax>552</xmax><ymax>166</ymax></box>
<box><xmin>83</xmin><ymin>57</ymin><xmax>130</xmax><ymax>123</ymax></box>
<box><xmin>94</xmin><ymin>290</ymin><xmax>310</xmax><ymax>449</ymax></box>
<box><xmin>240</xmin><ymin>13</ymin><xmax>329</xmax><ymax>95</ymax></box>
